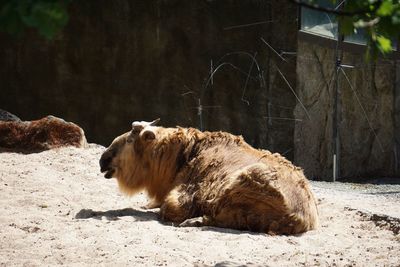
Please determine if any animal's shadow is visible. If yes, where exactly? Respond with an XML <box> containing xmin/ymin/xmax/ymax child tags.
<box><xmin>75</xmin><ymin>207</ymin><xmax>301</xmax><ymax>238</ymax></box>
<box><xmin>75</xmin><ymin>208</ymin><xmax>159</xmax><ymax>222</ymax></box>
<box><xmin>75</xmin><ymin>208</ymin><xmax>273</xmax><ymax>237</ymax></box>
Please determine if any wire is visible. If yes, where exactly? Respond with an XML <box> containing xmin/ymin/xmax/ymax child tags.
<box><xmin>241</xmin><ymin>52</ymin><xmax>257</xmax><ymax>106</ymax></box>
<box><xmin>276</xmin><ymin>67</ymin><xmax>312</xmax><ymax>120</ymax></box>
<box><xmin>340</xmin><ymin>68</ymin><xmax>385</xmax><ymax>153</ymax></box>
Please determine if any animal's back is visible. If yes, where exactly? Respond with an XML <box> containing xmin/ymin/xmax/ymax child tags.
<box><xmin>184</xmin><ymin>132</ymin><xmax>319</xmax><ymax>234</ymax></box>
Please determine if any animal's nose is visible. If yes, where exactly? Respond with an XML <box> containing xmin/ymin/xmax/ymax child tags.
<box><xmin>99</xmin><ymin>152</ymin><xmax>112</xmax><ymax>172</ymax></box>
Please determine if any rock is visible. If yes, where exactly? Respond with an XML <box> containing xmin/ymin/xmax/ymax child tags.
<box><xmin>0</xmin><ymin>116</ymin><xmax>87</xmax><ymax>152</ymax></box>
<box><xmin>0</xmin><ymin>109</ymin><xmax>21</xmax><ymax>122</ymax></box>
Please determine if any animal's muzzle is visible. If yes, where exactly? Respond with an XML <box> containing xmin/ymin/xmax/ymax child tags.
<box><xmin>99</xmin><ymin>151</ymin><xmax>115</xmax><ymax>179</ymax></box>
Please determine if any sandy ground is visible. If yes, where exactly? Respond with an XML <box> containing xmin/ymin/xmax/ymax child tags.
<box><xmin>0</xmin><ymin>145</ymin><xmax>399</xmax><ymax>267</ymax></box>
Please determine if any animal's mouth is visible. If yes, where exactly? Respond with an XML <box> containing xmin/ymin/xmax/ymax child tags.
<box><xmin>101</xmin><ymin>167</ymin><xmax>115</xmax><ymax>179</ymax></box>
<box><xmin>100</xmin><ymin>152</ymin><xmax>115</xmax><ymax>179</ymax></box>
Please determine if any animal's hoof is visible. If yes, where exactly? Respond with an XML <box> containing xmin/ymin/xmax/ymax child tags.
<box><xmin>179</xmin><ymin>217</ymin><xmax>204</xmax><ymax>227</ymax></box>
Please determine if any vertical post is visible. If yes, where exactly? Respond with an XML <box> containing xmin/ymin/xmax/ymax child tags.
<box><xmin>333</xmin><ymin>59</ymin><xmax>341</xmax><ymax>182</ymax></box>
<box><xmin>332</xmin><ymin>0</ymin><xmax>344</xmax><ymax>182</ymax></box>
<box><xmin>395</xmin><ymin>59</ymin><xmax>400</xmax><ymax>174</ymax></box>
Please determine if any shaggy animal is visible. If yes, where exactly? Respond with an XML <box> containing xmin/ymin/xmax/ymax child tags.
<box><xmin>0</xmin><ymin>115</ymin><xmax>87</xmax><ymax>151</ymax></box>
<box><xmin>100</xmin><ymin>119</ymin><xmax>319</xmax><ymax>235</ymax></box>
<box><xmin>0</xmin><ymin>109</ymin><xmax>21</xmax><ymax>122</ymax></box>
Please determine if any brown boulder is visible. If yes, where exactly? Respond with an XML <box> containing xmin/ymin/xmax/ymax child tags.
<box><xmin>0</xmin><ymin>116</ymin><xmax>87</xmax><ymax>152</ymax></box>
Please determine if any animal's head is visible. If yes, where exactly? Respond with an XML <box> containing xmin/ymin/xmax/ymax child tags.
<box><xmin>99</xmin><ymin>119</ymin><xmax>161</xmax><ymax>193</ymax></box>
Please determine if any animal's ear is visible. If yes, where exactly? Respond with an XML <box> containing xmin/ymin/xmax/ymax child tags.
<box><xmin>131</xmin><ymin>122</ymin><xmax>145</xmax><ymax>135</ymax></box>
<box><xmin>131</xmin><ymin>119</ymin><xmax>159</xmax><ymax>141</ymax></box>
<box><xmin>140</xmin><ymin>129</ymin><xmax>156</xmax><ymax>141</ymax></box>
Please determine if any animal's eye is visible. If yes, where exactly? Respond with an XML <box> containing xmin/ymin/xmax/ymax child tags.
<box><xmin>127</xmin><ymin>137</ymin><xmax>133</xmax><ymax>143</ymax></box>
<box><xmin>131</xmin><ymin>129</ymin><xmax>141</xmax><ymax>135</ymax></box>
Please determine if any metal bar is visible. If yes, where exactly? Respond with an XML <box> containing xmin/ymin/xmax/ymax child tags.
<box><xmin>333</xmin><ymin>61</ymin><xmax>341</xmax><ymax>182</ymax></box>
<box><xmin>332</xmin><ymin>6</ymin><xmax>343</xmax><ymax>182</ymax></box>
<box><xmin>395</xmin><ymin>60</ymin><xmax>400</xmax><ymax>174</ymax></box>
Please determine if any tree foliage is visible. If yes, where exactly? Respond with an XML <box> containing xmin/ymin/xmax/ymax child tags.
<box><xmin>292</xmin><ymin>0</ymin><xmax>400</xmax><ymax>55</ymax></box>
<box><xmin>0</xmin><ymin>0</ymin><xmax>70</xmax><ymax>39</ymax></box>
<box><xmin>341</xmin><ymin>0</ymin><xmax>400</xmax><ymax>54</ymax></box>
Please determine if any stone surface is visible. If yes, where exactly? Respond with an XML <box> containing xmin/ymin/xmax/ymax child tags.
<box><xmin>295</xmin><ymin>40</ymin><xmax>399</xmax><ymax>179</ymax></box>
<box><xmin>0</xmin><ymin>116</ymin><xmax>87</xmax><ymax>152</ymax></box>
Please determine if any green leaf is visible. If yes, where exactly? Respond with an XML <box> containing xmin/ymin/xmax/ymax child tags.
<box><xmin>376</xmin><ymin>35</ymin><xmax>392</xmax><ymax>53</ymax></box>
<box><xmin>392</xmin><ymin>11</ymin><xmax>400</xmax><ymax>24</ymax></box>
<box><xmin>377</xmin><ymin>1</ymin><xmax>394</xmax><ymax>16</ymax></box>
<box><xmin>0</xmin><ymin>0</ymin><xmax>70</xmax><ymax>40</ymax></box>
<box><xmin>0</xmin><ymin>2</ymin><xmax>24</xmax><ymax>35</ymax></box>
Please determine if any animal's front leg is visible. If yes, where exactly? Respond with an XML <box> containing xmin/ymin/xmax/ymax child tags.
<box><xmin>160</xmin><ymin>187</ymin><xmax>194</xmax><ymax>224</ymax></box>
<box><xmin>142</xmin><ymin>200</ymin><xmax>161</xmax><ymax>210</ymax></box>
<box><xmin>179</xmin><ymin>216</ymin><xmax>213</xmax><ymax>227</ymax></box>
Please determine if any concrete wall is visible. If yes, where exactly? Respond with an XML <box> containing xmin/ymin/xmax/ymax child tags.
<box><xmin>0</xmin><ymin>0</ymin><xmax>298</xmax><ymax>156</ymax></box>
<box><xmin>295</xmin><ymin>40</ymin><xmax>400</xmax><ymax>179</ymax></box>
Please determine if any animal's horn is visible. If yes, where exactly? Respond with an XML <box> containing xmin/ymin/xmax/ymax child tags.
<box><xmin>149</xmin><ymin>118</ymin><xmax>160</xmax><ymax>126</ymax></box>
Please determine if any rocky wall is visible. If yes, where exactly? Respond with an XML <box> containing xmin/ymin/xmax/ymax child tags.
<box><xmin>295</xmin><ymin>40</ymin><xmax>399</xmax><ymax>179</ymax></box>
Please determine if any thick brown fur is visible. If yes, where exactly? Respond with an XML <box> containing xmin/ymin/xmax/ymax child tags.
<box><xmin>0</xmin><ymin>116</ymin><xmax>87</xmax><ymax>152</ymax></box>
<box><xmin>100</xmin><ymin>124</ymin><xmax>319</xmax><ymax>235</ymax></box>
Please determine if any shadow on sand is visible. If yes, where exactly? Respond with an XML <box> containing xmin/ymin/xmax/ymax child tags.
<box><xmin>75</xmin><ymin>208</ymin><xmax>275</xmax><ymax>237</ymax></box>
<box><xmin>75</xmin><ymin>208</ymin><xmax>159</xmax><ymax>222</ymax></box>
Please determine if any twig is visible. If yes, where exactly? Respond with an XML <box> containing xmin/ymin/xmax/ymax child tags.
<box><xmin>282</xmin><ymin>148</ymin><xmax>293</xmax><ymax>156</ymax></box>
<box><xmin>181</xmin><ymin>90</ymin><xmax>195</xmax><ymax>97</ymax></box>
<box><xmin>340</xmin><ymin>68</ymin><xmax>385</xmax><ymax>152</ymax></box>
<box><xmin>276</xmin><ymin>67</ymin><xmax>312</xmax><ymax>120</ymax></box>
<box><xmin>202</xmin><ymin>62</ymin><xmax>258</xmax><ymax>99</ymax></box>
<box><xmin>260</xmin><ymin>37</ymin><xmax>287</xmax><ymax>62</ymax></box>
<box><xmin>224</xmin><ymin>20</ymin><xmax>275</xmax><ymax>30</ymax></box>
<box><xmin>263</xmin><ymin>116</ymin><xmax>303</xmax><ymax>122</ymax></box>
<box><xmin>334</xmin><ymin>0</ymin><xmax>346</xmax><ymax>11</ymax></box>
<box><xmin>241</xmin><ymin>52</ymin><xmax>257</xmax><ymax>105</ymax></box>
<box><xmin>214</xmin><ymin>51</ymin><xmax>263</xmax><ymax>75</ymax></box>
